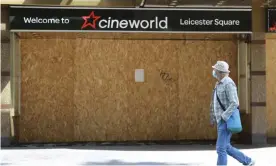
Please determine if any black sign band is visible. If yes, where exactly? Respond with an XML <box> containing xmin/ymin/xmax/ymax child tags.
<box><xmin>266</xmin><ymin>8</ymin><xmax>276</xmax><ymax>33</ymax></box>
<box><xmin>10</xmin><ymin>6</ymin><xmax>252</xmax><ymax>33</ymax></box>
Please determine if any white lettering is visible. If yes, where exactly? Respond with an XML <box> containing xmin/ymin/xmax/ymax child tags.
<box><xmin>120</xmin><ymin>20</ymin><xmax>128</xmax><ymax>29</ymax></box>
<box><xmin>214</xmin><ymin>19</ymin><xmax>240</xmax><ymax>26</ymax></box>
<box><xmin>150</xmin><ymin>20</ymin><xmax>154</xmax><ymax>29</ymax></box>
<box><xmin>111</xmin><ymin>19</ymin><xmax>119</xmax><ymax>28</ymax></box>
<box><xmin>64</xmin><ymin>18</ymin><xmax>69</xmax><ymax>24</ymax></box>
<box><xmin>159</xmin><ymin>17</ymin><xmax>168</xmax><ymax>29</ymax></box>
<box><xmin>31</xmin><ymin>18</ymin><xmax>37</xmax><ymax>23</ymax></box>
<box><xmin>140</xmin><ymin>20</ymin><xmax>149</xmax><ymax>29</ymax></box>
<box><xmin>129</xmin><ymin>20</ymin><xmax>140</xmax><ymax>28</ymax></box>
<box><xmin>155</xmin><ymin>17</ymin><xmax>158</xmax><ymax>29</ymax></box>
<box><xmin>180</xmin><ymin>18</ymin><xmax>213</xmax><ymax>26</ymax></box>
<box><xmin>107</xmin><ymin>17</ymin><xmax>111</xmax><ymax>28</ymax></box>
<box><xmin>23</xmin><ymin>17</ymin><xmax>32</xmax><ymax>23</ymax></box>
<box><xmin>23</xmin><ymin>17</ymin><xmax>60</xmax><ymax>24</ymax></box>
<box><xmin>97</xmin><ymin>17</ymin><xmax>168</xmax><ymax>30</ymax></box>
<box><xmin>99</xmin><ymin>20</ymin><xmax>107</xmax><ymax>28</ymax></box>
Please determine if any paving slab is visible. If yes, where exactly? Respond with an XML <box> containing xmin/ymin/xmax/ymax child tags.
<box><xmin>1</xmin><ymin>145</ymin><xmax>276</xmax><ymax>166</ymax></box>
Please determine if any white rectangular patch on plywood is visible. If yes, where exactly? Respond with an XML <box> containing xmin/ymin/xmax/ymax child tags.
<box><xmin>135</xmin><ymin>69</ymin><xmax>144</xmax><ymax>82</ymax></box>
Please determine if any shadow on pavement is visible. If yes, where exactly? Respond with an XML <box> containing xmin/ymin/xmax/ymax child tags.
<box><xmin>81</xmin><ymin>159</ymin><xmax>200</xmax><ymax>166</ymax></box>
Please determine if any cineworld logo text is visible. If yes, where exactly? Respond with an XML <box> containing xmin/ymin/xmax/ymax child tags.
<box><xmin>81</xmin><ymin>11</ymin><xmax>168</xmax><ymax>30</ymax></box>
<box><xmin>98</xmin><ymin>17</ymin><xmax>168</xmax><ymax>29</ymax></box>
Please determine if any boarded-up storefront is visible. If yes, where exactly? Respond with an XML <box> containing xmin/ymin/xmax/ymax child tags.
<box><xmin>18</xmin><ymin>33</ymin><xmax>238</xmax><ymax>142</ymax></box>
<box><xmin>9</xmin><ymin>6</ymin><xmax>251</xmax><ymax>143</ymax></box>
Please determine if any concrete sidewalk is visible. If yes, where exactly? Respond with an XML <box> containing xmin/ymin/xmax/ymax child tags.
<box><xmin>1</xmin><ymin>145</ymin><xmax>276</xmax><ymax>166</ymax></box>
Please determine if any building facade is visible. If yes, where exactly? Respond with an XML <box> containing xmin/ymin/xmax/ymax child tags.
<box><xmin>1</xmin><ymin>0</ymin><xmax>276</xmax><ymax>146</ymax></box>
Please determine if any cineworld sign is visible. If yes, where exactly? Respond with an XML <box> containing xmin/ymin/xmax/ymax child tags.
<box><xmin>9</xmin><ymin>6</ymin><xmax>252</xmax><ymax>33</ymax></box>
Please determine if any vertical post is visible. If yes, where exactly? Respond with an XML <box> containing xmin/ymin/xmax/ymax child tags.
<box><xmin>238</xmin><ymin>39</ymin><xmax>250</xmax><ymax>114</ymax></box>
<box><xmin>9</xmin><ymin>32</ymin><xmax>21</xmax><ymax>143</ymax></box>
<box><xmin>10</xmin><ymin>33</ymin><xmax>16</xmax><ymax>115</ymax></box>
<box><xmin>10</xmin><ymin>32</ymin><xmax>21</xmax><ymax>116</ymax></box>
<box><xmin>1</xmin><ymin>5</ymin><xmax>12</xmax><ymax>146</ymax></box>
<box><xmin>237</xmin><ymin>36</ymin><xmax>252</xmax><ymax>144</ymax></box>
<box><xmin>10</xmin><ymin>32</ymin><xmax>16</xmax><ymax>140</ymax></box>
<box><xmin>250</xmin><ymin>0</ymin><xmax>267</xmax><ymax>145</ymax></box>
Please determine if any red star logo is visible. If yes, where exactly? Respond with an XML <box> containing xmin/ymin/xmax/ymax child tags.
<box><xmin>81</xmin><ymin>11</ymin><xmax>101</xmax><ymax>29</ymax></box>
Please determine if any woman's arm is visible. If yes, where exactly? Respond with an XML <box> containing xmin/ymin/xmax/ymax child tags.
<box><xmin>221</xmin><ymin>82</ymin><xmax>239</xmax><ymax>121</ymax></box>
<box><xmin>210</xmin><ymin>90</ymin><xmax>216</xmax><ymax>125</ymax></box>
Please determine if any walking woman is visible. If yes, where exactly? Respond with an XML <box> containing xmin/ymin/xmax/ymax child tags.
<box><xmin>210</xmin><ymin>61</ymin><xmax>255</xmax><ymax>166</ymax></box>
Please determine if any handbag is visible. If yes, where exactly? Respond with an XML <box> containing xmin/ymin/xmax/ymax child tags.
<box><xmin>216</xmin><ymin>89</ymin><xmax>243</xmax><ymax>134</ymax></box>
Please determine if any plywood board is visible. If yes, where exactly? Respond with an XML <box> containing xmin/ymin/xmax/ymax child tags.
<box><xmin>19</xmin><ymin>33</ymin><xmax>238</xmax><ymax>142</ymax></box>
<box><xmin>124</xmin><ymin>40</ymin><xmax>180</xmax><ymax>141</ymax></box>
<box><xmin>178</xmin><ymin>40</ymin><xmax>238</xmax><ymax>140</ymax></box>
<box><xmin>73</xmin><ymin>39</ymin><xmax>133</xmax><ymax>141</ymax></box>
<box><xmin>20</xmin><ymin>38</ymin><xmax>75</xmax><ymax>142</ymax></box>
<box><xmin>73</xmin><ymin>39</ymin><xmax>180</xmax><ymax>141</ymax></box>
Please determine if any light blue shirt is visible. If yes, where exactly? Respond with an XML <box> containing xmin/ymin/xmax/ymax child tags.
<box><xmin>210</xmin><ymin>76</ymin><xmax>239</xmax><ymax>124</ymax></box>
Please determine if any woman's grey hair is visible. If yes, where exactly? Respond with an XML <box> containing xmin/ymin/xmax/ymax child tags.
<box><xmin>217</xmin><ymin>70</ymin><xmax>229</xmax><ymax>77</ymax></box>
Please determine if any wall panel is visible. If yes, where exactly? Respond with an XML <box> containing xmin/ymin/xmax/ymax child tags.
<box><xmin>178</xmin><ymin>40</ymin><xmax>237</xmax><ymax>140</ymax></box>
<box><xmin>20</xmin><ymin>38</ymin><xmax>75</xmax><ymax>142</ymax></box>
<box><xmin>19</xmin><ymin>33</ymin><xmax>237</xmax><ymax>142</ymax></box>
<box><xmin>266</xmin><ymin>39</ymin><xmax>276</xmax><ymax>138</ymax></box>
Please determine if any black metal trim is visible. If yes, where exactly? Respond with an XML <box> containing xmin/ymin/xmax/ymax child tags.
<box><xmin>251</xmin><ymin>71</ymin><xmax>266</xmax><ymax>75</ymax></box>
<box><xmin>251</xmin><ymin>102</ymin><xmax>266</xmax><ymax>107</ymax></box>
<box><xmin>1</xmin><ymin>71</ymin><xmax>10</xmax><ymax>76</ymax></box>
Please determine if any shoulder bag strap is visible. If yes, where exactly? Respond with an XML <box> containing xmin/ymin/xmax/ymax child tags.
<box><xmin>215</xmin><ymin>88</ymin><xmax>226</xmax><ymax>111</ymax></box>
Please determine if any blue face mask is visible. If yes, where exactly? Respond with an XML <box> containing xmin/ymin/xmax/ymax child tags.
<box><xmin>212</xmin><ymin>70</ymin><xmax>217</xmax><ymax>79</ymax></box>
